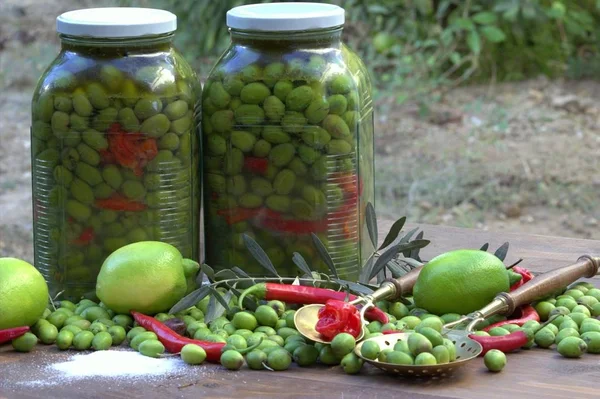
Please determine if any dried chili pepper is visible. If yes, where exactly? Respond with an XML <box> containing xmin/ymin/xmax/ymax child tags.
<box><xmin>243</xmin><ymin>157</ymin><xmax>269</xmax><ymax>175</ymax></box>
<box><xmin>131</xmin><ymin>311</ymin><xmax>224</xmax><ymax>362</ymax></box>
<box><xmin>95</xmin><ymin>194</ymin><xmax>146</xmax><ymax>212</ymax></box>
<box><xmin>482</xmin><ymin>305</ymin><xmax>540</xmax><ymax>332</ymax></box>
<box><xmin>315</xmin><ymin>300</ymin><xmax>362</xmax><ymax>341</ymax></box>
<box><xmin>469</xmin><ymin>330</ymin><xmax>529</xmax><ymax>356</ymax></box>
<box><xmin>0</xmin><ymin>326</ymin><xmax>30</xmax><ymax>345</ymax></box>
<box><xmin>238</xmin><ymin>283</ymin><xmax>388</xmax><ymax>324</ymax></box>
<box><xmin>217</xmin><ymin>207</ymin><xmax>262</xmax><ymax>225</ymax></box>
<box><xmin>71</xmin><ymin>227</ymin><xmax>95</xmax><ymax>246</ymax></box>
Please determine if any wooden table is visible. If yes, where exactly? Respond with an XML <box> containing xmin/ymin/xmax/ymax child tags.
<box><xmin>2</xmin><ymin>222</ymin><xmax>600</xmax><ymax>399</ymax></box>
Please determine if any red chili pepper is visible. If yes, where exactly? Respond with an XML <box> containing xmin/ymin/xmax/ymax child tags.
<box><xmin>238</xmin><ymin>283</ymin><xmax>388</xmax><ymax>324</ymax></box>
<box><xmin>243</xmin><ymin>157</ymin><xmax>269</xmax><ymax>174</ymax></box>
<box><xmin>315</xmin><ymin>300</ymin><xmax>362</xmax><ymax>341</ymax></box>
<box><xmin>131</xmin><ymin>311</ymin><xmax>225</xmax><ymax>363</ymax></box>
<box><xmin>510</xmin><ymin>266</ymin><xmax>534</xmax><ymax>291</ymax></box>
<box><xmin>72</xmin><ymin>227</ymin><xmax>95</xmax><ymax>246</ymax></box>
<box><xmin>482</xmin><ymin>305</ymin><xmax>540</xmax><ymax>332</ymax></box>
<box><xmin>217</xmin><ymin>207</ymin><xmax>262</xmax><ymax>225</ymax></box>
<box><xmin>0</xmin><ymin>326</ymin><xmax>30</xmax><ymax>345</ymax></box>
<box><xmin>469</xmin><ymin>330</ymin><xmax>529</xmax><ymax>355</ymax></box>
<box><xmin>95</xmin><ymin>194</ymin><xmax>147</xmax><ymax>212</ymax></box>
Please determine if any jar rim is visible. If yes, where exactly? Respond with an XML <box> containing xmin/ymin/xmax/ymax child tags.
<box><xmin>56</xmin><ymin>7</ymin><xmax>176</xmax><ymax>38</ymax></box>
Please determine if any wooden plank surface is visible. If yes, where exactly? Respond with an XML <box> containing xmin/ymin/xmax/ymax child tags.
<box><xmin>2</xmin><ymin>223</ymin><xmax>600</xmax><ymax>399</ymax></box>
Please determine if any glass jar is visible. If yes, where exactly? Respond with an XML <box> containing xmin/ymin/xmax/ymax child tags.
<box><xmin>31</xmin><ymin>8</ymin><xmax>201</xmax><ymax>299</ymax></box>
<box><xmin>202</xmin><ymin>3</ymin><xmax>374</xmax><ymax>280</ymax></box>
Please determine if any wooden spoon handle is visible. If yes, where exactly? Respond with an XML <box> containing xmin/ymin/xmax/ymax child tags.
<box><xmin>498</xmin><ymin>255</ymin><xmax>600</xmax><ymax>315</ymax></box>
<box><xmin>382</xmin><ymin>266</ymin><xmax>423</xmax><ymax>301</ymax></box>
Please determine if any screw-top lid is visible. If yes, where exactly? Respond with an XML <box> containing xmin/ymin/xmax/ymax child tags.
<box><xmin>226</xmin><ymin>2</ymin><xmax>344</xmax><ymax>31</ymax></box>
<box><xmin>56</xmin><ymin>8</ymin><xmax>177</xmax><ymax>38</ymax></box>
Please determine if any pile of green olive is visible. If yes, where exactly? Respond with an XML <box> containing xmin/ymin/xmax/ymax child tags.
<box><xmin>31</xmin><ymin>56</ymin><xmax>200</xmax><ymax>298</ymax></box>
<box><xmin>202</xmin><ymin>50</ymin><xmax>372</xmax><ymax>278</ymax></box>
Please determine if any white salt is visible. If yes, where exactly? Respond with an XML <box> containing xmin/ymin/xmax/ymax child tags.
<box><xmin>50</xmin><ymin>350</ymin><xmax>185</xmax><ymax>379</ymax></box>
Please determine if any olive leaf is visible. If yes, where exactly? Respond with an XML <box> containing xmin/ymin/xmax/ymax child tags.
<box><xmin>311</xmin><ymin>233</ymin><xmax>338</xmax><ymax>279</ymax></box>
<box><xmin>200</xmin><ymin>263</ymin><xmax>215</xmax><ymax>282</ymax></box>
<box><xmin>292</xmin><ymin>252</ymin><xmax>313</xmax><ymax>276</ymax></box>
<box><xmin>379</xmin><ymin>216</ymin><xmax>406</xmax><ymax>250</ymax></box>
<box><xmin>334</xmin><ymin>279</ymin><xmax>375</xmax><ymax>295</ymax></box>
<box><xmin>231</xmin><ymin>267</ymin><xmax>250</xmax><ymax>278</ymax></box>
<box><xmin>386</xmin><ymin>260</ymin><xmax>412</xmax><ymax>278</ymax></box>
<box><xmin>214</xmin><ymin>269</ymin><xmax>238</xmax><ymax>281</ymax></box>
<box><xmin>365</xmin><ymin>202</ymin><xmax>378</xmax><ymax>248</ymax></box>
<box><xmin>480</xmin><ymin>243</ymin><xmax>490</xmax><ymax>251</ymax></box>
<box><xmin>359</xmin><ymin>255</ymin><xmax>376</xmax><ymax>284</ymax></box>
<box><xmin>243</xmin><ymin>233</ymin><xmax>279</xmax><ymax>277</ymax></box>
<box><xmin>369</xmin><ymin>240</ymin><xmax>430</xmax><ymax>280</ymax></box>
<box><xmin>409</xmin><ymin>231</ymin><xmax>425</xmax><ymax>260</ymax></box>
<box><xmin>169</xmin><ymin>284</ymin><xmax>212</xmax><ymax>315</ymax></box>
<box><xmin>204</xmin><ymin>289</ymin><xmax>232</xmax><ymax>324</ymax></box>
<box><xmin>399</xmin><ymin>227</ymin><xmax>419</xmax><ymax>246</ymax></box>
<box><xmin>494</xmin><ymin>242</ymin><xmax>510</xmax><ymax>261</ymax></box>
<box><xmin>208</xmin><ymin>287</ymin><xmax>231</xmax><ymax>311</ymax></box>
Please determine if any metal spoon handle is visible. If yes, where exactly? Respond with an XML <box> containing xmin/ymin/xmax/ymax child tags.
<box><xmin>499</xmin><ymin>255</ymin><xmax>599</xmax><ymax>314</ymax></box>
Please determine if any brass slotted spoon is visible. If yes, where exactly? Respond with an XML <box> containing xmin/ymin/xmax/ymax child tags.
<box><xmin>355</xmin><ymin>255</ymin><xmax>600</xmax><ymax>378</ymax></box>
<box><xmin>294</xmin><ymin>266</ymin><xmax>423</xmax><ymax>344</ymax></box>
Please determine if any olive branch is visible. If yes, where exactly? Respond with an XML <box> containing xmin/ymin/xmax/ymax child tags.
<box><xmin>169</xmin><ymin>201</ymin><xmax>512</xmax><ymax>323</ymax></box>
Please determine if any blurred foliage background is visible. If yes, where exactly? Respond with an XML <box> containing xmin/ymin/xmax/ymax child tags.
<box><xmin>134</xmin><ymin>0</ymin><xmax>600</xmax><ymax>102</ymax></box>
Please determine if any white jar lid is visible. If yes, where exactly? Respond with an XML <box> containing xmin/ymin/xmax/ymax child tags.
<box><xmin>227</xmin><ymin>2</ymin><xmax>344</xmax><ymax>31</ymax></box>
<box><xmin>56</xmin><ymin>8</ymin><xmax>177</xmax><ymax>38</ymax></box>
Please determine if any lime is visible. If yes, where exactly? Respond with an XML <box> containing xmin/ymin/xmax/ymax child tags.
<box><xmin>96</xmin><ymin>241</ymin><xmax>198</xmax><ymax>314</ymax></box>
<box><xmin>413</xmin><ymin>250</ymin><xmax>509</xmax><ymax>315</ymax></box>
<box><xmin>0</xmin><ymin>258</ymin><xmax>49</xmax><ymax>329</ymax></box>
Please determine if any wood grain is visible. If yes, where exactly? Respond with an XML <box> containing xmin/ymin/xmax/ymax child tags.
<box><xmin>1</xmin><ymin>223</ymin><xmax>600</xmax><ymax>399</ymax></box>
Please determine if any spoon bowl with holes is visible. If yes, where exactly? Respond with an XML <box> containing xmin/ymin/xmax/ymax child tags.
<box><xmin>354</xmin><ymin>255</ymin><xmax>600</xmax><ymax>378</ymax></box>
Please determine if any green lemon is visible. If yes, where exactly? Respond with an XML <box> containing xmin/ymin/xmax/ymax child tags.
<box><xmin>413</xmin><ymin>250</ymin><xmax>509</xmax><ymax>315</ymax></box>
<box><xmin>0</xmin><ymin>258</ymin><xmax>49</xmax><ymax>329</ymax></box>
<box><xmin>96</xmin><ymin>242</ymin><xmax>198</xmax><ymax>314</ymax></box>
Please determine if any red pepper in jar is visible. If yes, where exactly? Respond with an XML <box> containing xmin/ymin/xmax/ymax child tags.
<box><xmin>238</xmin><ymin>283</ymin><xmax>388</xmax><ymax>324</ymax></box>
<box><xmin>131</xmin><ymin>311</ymin><xmax>225</xmax><ymax>362</ymax></box>
<box><xmin>95</xmin><ymin>194</ymin><xmax>146</xmax><ymax>212</ymax></box>
<box><xmin>259</xmin><ymin>216</ymin><xmax>328</xmax><ymax>234</ymax></box>
<box><xmin>217</xmin><ymin>207</ymin><xmax>262</xmax><ymax>225</ymax></box>
<box><xmin>106</xmin><ymin>123</ymin><xmax>158</xmax><ymax>176</ymax></box>
<box><xmin>315</xmin><ymin>299</ymin><xmax>362</xmax><ymax>341</ymax></box>
<box><xmin>71</xmin><ymin>227</ymin><xmax>95</xmax><ymax>246</ymax></box>
<box><xmin>243</xmin><ymin>157</ymin><xmax>269</xmax><ymax>175</ymax></box>
<box><xmin>0</xmin><ymin>326</ymin><xmax>30</xmax><ymax>345</ymax></box>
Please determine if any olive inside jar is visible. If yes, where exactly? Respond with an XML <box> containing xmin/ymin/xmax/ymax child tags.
<box><xmin>31</xmin><ymin>8</ymin><xmax>201</xmax><ymax>299</ymax></box>
<box><xmin>203</xmin><ymin>3</ymin><xmax>374</xmax><ymax>280</ymax></box>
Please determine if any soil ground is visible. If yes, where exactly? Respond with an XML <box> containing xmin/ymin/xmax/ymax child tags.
<box><xmin>1</xmin><ymin>0</ymin><xmax>599</xmax><ymax>263</ymax></box>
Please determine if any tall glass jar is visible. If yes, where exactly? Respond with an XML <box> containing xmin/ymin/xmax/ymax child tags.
<box><xmin>31</xmin><ymin>8</ymin><xmax>201</xmax><ymax>300</ymax></box>
<box><xmin>202</xmin><ymin>3</ymin><xmax>374</xmax><ymax>280</ymax></box>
